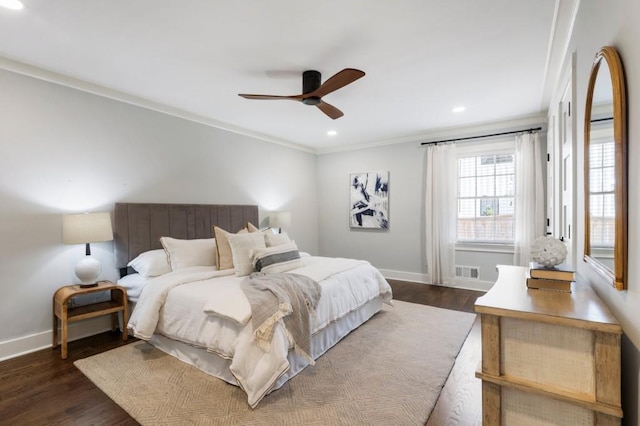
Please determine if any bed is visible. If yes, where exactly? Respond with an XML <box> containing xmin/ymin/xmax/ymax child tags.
<box><xmin>114</xmin><ymin>202</ymin><xmax>393</xmax><ymax>407</ymax></box>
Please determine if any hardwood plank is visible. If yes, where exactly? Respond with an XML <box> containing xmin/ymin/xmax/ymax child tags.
<box><xmin>428</xmin><ymin>318</ymin><xmax>482</xmax><ymax>426</ymax></box>
<box><xmin>387</xmin><ymin>279</ymin><xmax>483</xmax><ymax>313</ymax></box>
<box><xmin>0</xmin><ymin>331</ymin><xmax>138</xmax><ymax>425</ymax></box>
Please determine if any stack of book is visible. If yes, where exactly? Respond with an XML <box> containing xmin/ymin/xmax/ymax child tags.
<box><xmin>526</xmin><ymin>262</ymin><xmax>575</xmax><ymax>292</ymax></box>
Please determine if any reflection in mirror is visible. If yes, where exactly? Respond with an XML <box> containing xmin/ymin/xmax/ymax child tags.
<box><xmin>589</xmin><ymin>62</ymin><xmax>614</xmax><ymax>270</ymax></box>
<box><xmin>584</xmin><ymin>46</ymin><xmax>627</xmax><ymax>290</ymax></box>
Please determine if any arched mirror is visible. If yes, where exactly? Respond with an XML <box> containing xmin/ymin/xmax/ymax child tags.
<box><xmin>584</xmin><ymin>46</ymin><xmax>627</xmax><ymax>290</ymax></box>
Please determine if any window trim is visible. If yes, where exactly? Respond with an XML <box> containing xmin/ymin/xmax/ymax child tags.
<box><xmin>456</xmin><ymin>241</ymin><xmax>515</xmax><ymax>254</ymax></box>
<box><xmin>455</xmin><ymin>138</ymin><xmax>516</xmax><ymax>246</ymax></box>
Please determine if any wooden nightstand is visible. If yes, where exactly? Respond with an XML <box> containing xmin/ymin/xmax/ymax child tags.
<box><xmin>53</xmin><ymin>281</ymin><xmax>128</xmax><ymax>359</ymax></box>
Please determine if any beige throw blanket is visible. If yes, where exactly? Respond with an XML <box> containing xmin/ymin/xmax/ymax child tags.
<box><xmin>241</xmin><ymin>272</ymin><xmax>321</xmax><ymax>364</ymax></box>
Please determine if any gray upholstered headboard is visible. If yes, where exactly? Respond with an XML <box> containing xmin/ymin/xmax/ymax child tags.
<box><xmin>114</xmin><ymin>203</ymin><xmax>259</xmax><ymax>270</ymax></box>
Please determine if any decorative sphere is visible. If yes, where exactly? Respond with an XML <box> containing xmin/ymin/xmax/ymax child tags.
<box><xmin>530</xmin><ymin>236</ymin><xmax>567</xmax><ymax>267</ymax></box>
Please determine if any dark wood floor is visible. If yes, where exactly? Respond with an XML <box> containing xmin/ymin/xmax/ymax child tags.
<box><xmin>388</xmin><ymin>279</ymin><xmax>482</xmax><ymax>313</ymax></box>
<box><xmin>0</xmin><ymin>281</ymin><xmax>484</xmax><ymax>425</ymax></box>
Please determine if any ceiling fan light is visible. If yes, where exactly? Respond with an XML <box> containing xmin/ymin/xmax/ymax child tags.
<box><xmin>302</xmin><ymin>97</ymin><xmax>321</xmax><ymax>106</ymax></box>
<box><xmin>238</xmin><ymin>68</ymin><xmax>364</xmax><ymax>120</ymax></box>
<box><xmin>452</xmin><ymin>106</ymin><xmax>466</xmax><ymax>113</ymax></box>
<box><xmin>327</xmin><ymin>130</ymin><xmax>337</xmax><ymax>136</ymax></box>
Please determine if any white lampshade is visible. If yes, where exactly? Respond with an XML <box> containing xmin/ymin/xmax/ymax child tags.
<box><xmin>270</xmin><ymin>211</ymin><xmax>291</xmax><ymax>230</ymax></box>
<box><xmin>63</xmin><ymin>212</ymin><xmax>113</xmax><ymax>245</ymax></box>
<box><xmin>63</xmin><ymin>212</ymin><xmax>113</xmax><ymax>286</ymax></box>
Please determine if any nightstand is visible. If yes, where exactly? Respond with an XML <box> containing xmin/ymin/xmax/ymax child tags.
<box><xmin>52</xmin><ymin>281</ymin><xmax>128</xmax><ymax>359</ymax></box>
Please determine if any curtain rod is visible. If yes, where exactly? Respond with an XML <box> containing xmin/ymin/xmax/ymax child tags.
<box><xmin>590</xmin><ymin>117</ymin><xmax>613</xmax><ymax>123</ymax></box>
<box><xmin>420</xmin><ymin>126</ymin><xmax>542</xmax><ymax>146</ymax></box>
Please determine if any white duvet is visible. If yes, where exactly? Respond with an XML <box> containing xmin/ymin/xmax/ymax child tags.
<box><xmin>127</xmin><ymin>256</ymin><xmax>392</xmax><ymax>407</ymax></box>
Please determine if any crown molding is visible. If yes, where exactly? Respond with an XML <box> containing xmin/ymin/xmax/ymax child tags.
<box><xmin>540</xmin><ymin>0</ymin><xmax>581</xmax><ymax>110</ymax></box>
<box><xmin>317</xmin><ymin>113</ymin><xmax>547</xmax><ymax>155</ymax></box>
<box><xmin>0</xmin><ymin>56</ymin><xmax>551</xmax><ymax>157</ymax></box>
<box><xmin>0</xmin><ymin>55</ymin><xmax>317</xmax><ymax>155</ymax></box>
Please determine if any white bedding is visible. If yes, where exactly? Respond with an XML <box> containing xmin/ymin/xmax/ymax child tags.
<box><xmin>127</xmin><ymin>256</ymin><xmax>392</xmax><ymax>407</ymax></box>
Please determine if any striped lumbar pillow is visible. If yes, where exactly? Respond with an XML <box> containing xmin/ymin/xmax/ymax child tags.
<box><xmin>251</xmin><ymin>242</ymin><xmax>302</xmax><ymax>273</ymax></box>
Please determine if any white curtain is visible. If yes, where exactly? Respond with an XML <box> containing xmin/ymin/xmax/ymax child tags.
<box><xmin>513</xmin><ymin>132</ymin><xmax>545</xmax><ymax>266</ymax></box>
<box><xmin>424</xmin><ymin>143</ymin><xmax>457</xmax><ymax>285</ymax></box>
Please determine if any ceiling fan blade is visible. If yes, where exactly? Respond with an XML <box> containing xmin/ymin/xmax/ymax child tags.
<box><xmin>238</xmin><ymin>94</ymin><xmax>303</xmax><ymax>101</ymax></box>
<box><xmin>317</xmin><ymin>101</ymin><xmax>344</xmax><ymax>120</ymax></box>
<box><xmin>309</xmin><ymin>68</ymin><xmax>365</xmax><ymax>98</ymax></box>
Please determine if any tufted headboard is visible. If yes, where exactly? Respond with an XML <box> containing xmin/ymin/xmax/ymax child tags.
<box><xmin>114</xmin><ymin>203</ymin><xmax>259</xmax><ymax>271</ymax></box>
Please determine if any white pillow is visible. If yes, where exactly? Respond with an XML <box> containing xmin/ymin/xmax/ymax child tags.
<box><xmin>251</xmin><ymin>241</ymin><xmax>302</xmax><ymax>273</ymax></box>
<box><xmin>127</xmin><ymin>249</ymin><xmax>171</xmax><ymax>277</ymax></box>
<box><xmin>160</xmin><ymin>237</ymin><xmax>216</xmax><ymax>271</ymax></box>
<box><xmin>116</xmin><ymin>273</ymin><xmax>149</xmax><ymax>302</ymax></box>
<box><xmin>265</xmin><ymin>231</ymin><xmax>292</xmax><ymax>247</ymax></box>
<box><xmin>228</xmin><ymin>232</ymin><xmax>266</xmax><ymax>276</ymax></box>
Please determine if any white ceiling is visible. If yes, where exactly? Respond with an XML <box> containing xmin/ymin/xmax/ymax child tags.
<box><xmin>0</xmin><ymin>1</ymin><xmax>567</xmax><ymax>153</ymax></box>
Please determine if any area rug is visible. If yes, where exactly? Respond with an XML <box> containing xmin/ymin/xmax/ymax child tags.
<box><xmin>75</xmin><ymin>300</ymin><xmax>475</xmax><ymax>425</ymax></box>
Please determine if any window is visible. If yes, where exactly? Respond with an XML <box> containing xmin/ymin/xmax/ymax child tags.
<box><xmin>457</xmin><ymin>152</ymin><xmax>515</xmax><ymax>243</ymax></box>
<box><xmin>589</xmin><ymin>139</ymin><xmax>615</xmax><ymax>247</ymax></box>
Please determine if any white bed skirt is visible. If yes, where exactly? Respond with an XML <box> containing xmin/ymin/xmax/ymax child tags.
<box><xmin>147</xmin><ymin>296</ymin><xmax>385</xmax><ymax>394</ymax></box>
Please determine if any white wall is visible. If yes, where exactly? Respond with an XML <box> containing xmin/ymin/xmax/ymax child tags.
<box><xmin>317</xmin><ymin>143</ymin><xmax>425</xmax><ymax>278</ymax></box>
<box><xmin>317</xmin><ymin>128</ymin><xmax>544</xmax><ymax>290</ymax></box>
<box><xmin>0</xmin><ymin>68</ymin><xmax>318</xmax><ymax>359</ymax></box>
<box><xmin>569</xmin><ymin>1</ymin><xmax>640</xmax><ymax>424</ymax></box>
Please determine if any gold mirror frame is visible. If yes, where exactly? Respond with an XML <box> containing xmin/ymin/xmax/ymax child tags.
<box><xmin>584</xmin><ymin>46</ymin><xmax>627</xmax><ymax>290</ymax></box>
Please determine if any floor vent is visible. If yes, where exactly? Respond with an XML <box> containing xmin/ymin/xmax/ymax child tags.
<box><xmin>455</xmin><ymin>265</ymin><xmax>480</xmax><ymax>280</ymax></box>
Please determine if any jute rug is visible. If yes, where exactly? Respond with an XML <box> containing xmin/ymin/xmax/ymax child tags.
<box><xmin>75</xmin><ymin>300</ymin><xmax>475</xmax><ymax>425</ymax></box>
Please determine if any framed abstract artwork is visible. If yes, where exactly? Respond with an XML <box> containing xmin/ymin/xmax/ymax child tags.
<box><xmin>349</xmin><ymin>171</ymin><xmax>389</xmax><ymax>229</ymax></box>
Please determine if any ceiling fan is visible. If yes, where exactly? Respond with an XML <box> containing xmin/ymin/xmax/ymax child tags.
<box><xmin>238</xmin><ymin>68</ymin><xmax>365</xmax><ymax>120</ymax></box>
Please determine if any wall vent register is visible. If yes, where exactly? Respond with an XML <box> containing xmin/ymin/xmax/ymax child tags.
<box><xmin>455</xmin><ymin>265</ymin><xmax>480</xmax><ymax>279</ymax></box>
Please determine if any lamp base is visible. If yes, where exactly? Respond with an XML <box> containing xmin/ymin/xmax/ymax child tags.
<box><xmin>79</xmin><ymin>282</ymin><xmax>99</xmax><ymax>288</ymax></box>
<box><xmin>74</xmin><ymin>255</ymin><xmax>102</xmax><ymax>286</ymax></box>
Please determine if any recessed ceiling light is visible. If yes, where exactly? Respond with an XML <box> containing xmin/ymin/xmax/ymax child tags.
<box><xmin>452</xmin><ymin>106</ymin><xmax>466</xmax><ymax>113</ymax></box>
<box><xmin>327</xmin><ymin>130</ymin><xmax>337</xmax><ymax>136</ymax></box>
<box><xmin>0</xmin><ymin>0</ymin><xmax>24</xmax><ymax>10</ymax></box>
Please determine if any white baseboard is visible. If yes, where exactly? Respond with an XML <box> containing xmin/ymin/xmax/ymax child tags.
<box><xmin>451</xmin><ymin>278</ymin><xmax>494</xmax><ymax>292</ymax></box>
<box><xmin>0</xmin><ymin>316</ymin><xmax>114</xmax><ymax>362</ymax></box>
<box><xmin>379</xmin><ymin>269</ymin><xmax>430</xmax><ymax>284</ymax></box>
<box><xmin>379</xmin><ymin>269</ymin><xmax>493</xmax><ymax>292</ymax></box>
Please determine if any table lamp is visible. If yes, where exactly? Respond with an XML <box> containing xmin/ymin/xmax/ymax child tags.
<box><xmin>269</xmin><ymin>211</ymin><xmax>291</xmax><ymax>234</ymax></box>
<box><xmin>63</xmin><ymin>211</ymin><xmax>113</xmax><ymax>287</ymax></box>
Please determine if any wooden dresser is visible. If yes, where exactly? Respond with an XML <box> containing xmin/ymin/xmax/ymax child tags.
<box><xmin>474</xmin><ymin>265</ymin><xmax>623</xmax><ymax>425</ymax></box>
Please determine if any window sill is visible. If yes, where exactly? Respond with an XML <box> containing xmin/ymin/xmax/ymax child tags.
<box><xmin>456</xmin><ymin>242</ymin><xmax>514</xmax><ymax>254</ymax></box>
